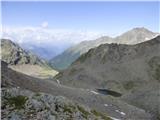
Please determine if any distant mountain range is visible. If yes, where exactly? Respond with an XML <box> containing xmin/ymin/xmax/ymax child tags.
<box><xmin>55</xmin><ymin>35</ymin><xmax>160</xmax><ymax>119</ymax></box>
<box><xmin>1</xmin><ymin>39</ymin><xmax>58</xmax><ymax>78</ymax></box>
<box><xmin>50</xmin><ymin>27</ymin><xmax>159</xmax><ymax>70</ymax></box>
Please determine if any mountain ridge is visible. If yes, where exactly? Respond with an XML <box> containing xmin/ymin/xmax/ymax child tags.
<box><xmin>50</xmin><ymin>27</ymin><xmax>159</xmax><ymax>70</ymax></box>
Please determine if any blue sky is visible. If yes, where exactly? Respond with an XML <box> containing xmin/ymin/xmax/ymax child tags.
<box><xmin>2</xmin><ymin>1</ymin><xmax>159</xmax><ymax>34</ymax></box>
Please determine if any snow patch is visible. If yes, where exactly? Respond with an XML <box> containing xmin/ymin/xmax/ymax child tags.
<box><xmin>145</xmin><ymin>37</ymin><xmax>149</xmax><ymax>40</ymax></box>
<box><xmin>104</xmin><ymin>104</ymin><xmax>108</xmax><ymax>107</ymax></box>
<box><xmin>90</xmin><ymin>90</ymin><xmax>99</xmax><ymax>95</ymax></box>
<box><xmin>56</xmin><ymin>79</ymin><xmax>60</xmax><ymax>84</ymax></box>
<box><xmin>109</xmin><ymin>116</ymin><xmax>121</xmax><ymax>120</ymax></box>
<box><xmin>115</xmin><ymin>110</ymin><xmax>126</xmax><ymax>116</ymax></box>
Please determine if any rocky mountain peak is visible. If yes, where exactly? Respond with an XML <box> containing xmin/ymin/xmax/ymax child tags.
<box><xmin>1</xmin><ymin>39</ymin><xmax>47</xmax><ymax>66</ymax></box>
<box><xmin>132</xmin><ymin>27</ymin><xmax>152</xmax><ymax>32</ymax></box>
<box><xmin>115</xmin><ymin>27</ymin><xmax>158</xmax><ymax>44</ymax></box>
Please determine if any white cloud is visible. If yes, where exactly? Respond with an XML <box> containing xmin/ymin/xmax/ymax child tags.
<box><xmin>1</xmin><ymin>26</ymin><xmax>109</xmax><ymax>59</ymax></box>
<box><xmin>41</xmin><ymin>21</ymin><xmax>48</xmax><ymax>28</ymax></box>
<box><xmin>2</xmin><ymin>26</ymin><xmax>106</xmax><ymax>45</ymax></box>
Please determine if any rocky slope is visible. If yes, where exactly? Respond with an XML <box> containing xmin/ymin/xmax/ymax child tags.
<box><xmin>55</xmin><ymin>36</ymin><xmax>160</xmax><ymax>119</ymax></box>
<box><xmin>50</xmin><ymin>27</ymin><xmax>158</xmax><ymax>70</ymax></box>
<box><xmin>1</xmin><ymin>39</ymin><xmax>58</xmax><ymax>78</ymax></box>
<box><xmin>1</xmin><ymin>61</ymin><xmax>153</xmax><ymax>120</ymax></box>
<box><xmin>56</xmin><ymin>36</ymin><xmax>160</xmax><ymax>89</ymax></box>
<box><xmin>2</xmin><ymin>87</ymin><xmax>110</xmax><ymax>120</ymax></box>
<box><xmin>1</xmin><ymin>39</ymin><xmax>46</xmax><ymax>65</ymax></box>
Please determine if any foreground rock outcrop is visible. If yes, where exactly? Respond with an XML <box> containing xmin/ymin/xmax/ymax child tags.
<box><xmin>2</xmin><ymin>88</ymin><xmax>111</xmax><ymax>120</ymax></box>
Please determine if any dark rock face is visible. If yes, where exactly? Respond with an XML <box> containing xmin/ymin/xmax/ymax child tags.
<box><xmin>1</xmin><ymin>61</ymin><xmax>13</xmax><ymax>87</ymax></box>
<box><xmin>148</xmin><ymin>56</ymin><xmax>160</xmax><ymax>81</ymax></box>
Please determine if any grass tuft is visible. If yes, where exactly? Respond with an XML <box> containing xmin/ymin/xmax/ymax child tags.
<box><xmin>6</xmin><ymin>95</ymin><xmax>28</xmax><ymax>109</ymax></box>
<box><xmin>77</xmin><ymin>105</ymin><xmax>90</xmax><ymax>118</ymax></box>
<box><xmin>91</xmin><ymin>109</ymin><xmax>111</xmax><ymax>120</ymax></box>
